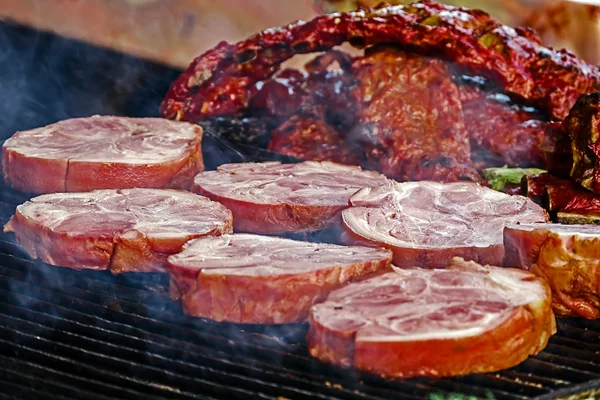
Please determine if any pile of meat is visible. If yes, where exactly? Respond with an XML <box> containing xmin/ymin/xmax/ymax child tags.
<box><xmin>160</xmin><ymin>1</ymin><xmax>600</xmax><ymax>183</ymax></box>
<box><xmin>157</xmin><ymin>0</ymin><xmax>600</xmax><ymax>326</ymax></box>
<box><xmin>10</xmin><ymin>0</ymin><xmax>600</xmax><ymax>381</ymax></box>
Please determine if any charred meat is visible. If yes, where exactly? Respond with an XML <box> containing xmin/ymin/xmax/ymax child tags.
<box><xmin>161</xmin><ymin>0</ymin><xmax>600</xmax><ymax>123</ymax></box>
<box><xmin>567</xmin><ymin>93</ymin><xmax>600</xmax><ymax>193</ymax></box>
<box><xmin>504</xmin><ymin>223</ymin><xmax>600</xmax><ymax>319</ymax></box>
<box><xmin>350</xmin><ymin>47</ymin><xmax>477</xmax><ymax>181</ymax></box>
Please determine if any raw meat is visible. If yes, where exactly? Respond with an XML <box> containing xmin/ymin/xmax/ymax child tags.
<box><xmin>3</xmin><ymin>188</ymin><xmax>232</xmax><ymax>273</ymax></box>
<box><xmin>167</xmin><ymin>234</ymin><xmax>392</xmax><ymax>324</ymax></box>
<box><xmin>1</xmin><ymin>115</ymin><xmax>204</xmax><ymax>194</ymax></box>
<box><xmin>192</xmin><ymin>161</ymin><xmax>389</xmax><ymax>234</ymax></box>
<box><xmin>308</xmin><ymin>257</ymin><xmax>555</xmax><ymax>378</ymax></box>
<box><xmin>504</xmin><ymin>223</ymin><xmax>600</xmax><ymax>319</ymax></box>
<box><xmin>342</xmin><ymin>181</ymin><xmax>548</xmax><ymax>267</ymax></box>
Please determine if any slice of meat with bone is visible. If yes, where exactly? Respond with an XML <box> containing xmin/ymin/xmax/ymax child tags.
<box><xmin>192</xmin><ymin>161</ymin><xmax>389</xmax><ymax>235</ymax></box>
<box><xmin>504</xmin><ymin>223</ymin><xmax>600</xmax><ymax>319</ymax></box>
<box><xmin>1</xmin><ymin>115</ymin><xmax>204</xmax><ymax>194</ymax></box>
<box><xmin>342</xmin><ymin>181</ymin><xmax>548</xmax><ymax>268</ymax></box>
<box><xmin>3</xmin><ymin>189</ymin><xmax>232</xmax><ymax>274</ymax></box>
<box><xmin>167</xmin><ymin>234</ymin><xmax>392</xmax><ymax>324</ymax></box>
<box><xmin>307</xmin><ymin>257</ymin><xmax>555</xmax><ymax>378</ymax></box>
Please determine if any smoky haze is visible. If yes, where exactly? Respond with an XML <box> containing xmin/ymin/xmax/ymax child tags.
<box><xmin>0</xmin><ymin>21</ymin><xmax>180</xmax><ymax>142</ymax></box>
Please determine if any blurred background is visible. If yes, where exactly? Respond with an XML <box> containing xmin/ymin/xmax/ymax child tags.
<box><xmin>0</xmin><ymin>0</ymin><xmax>598</xmax><ymax>140</ymax></box>
<box><xmin>2</xmin><ymin>0</ymin><xmax>599</xmax><ymax>68</ymax></box>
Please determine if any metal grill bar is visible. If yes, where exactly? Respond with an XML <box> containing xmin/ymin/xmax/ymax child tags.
<box><xmin>0</xmin><ymin>278</ymin><xmax>434</xmax><ymax>395</ymax></box>
<box><xmin>0</xmin><ymin>354</ymin><xmax>164</xmax><ymax>400</ymax></box>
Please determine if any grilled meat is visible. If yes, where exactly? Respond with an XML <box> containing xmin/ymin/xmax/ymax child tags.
<box><xmin>458</xmin><ymin>84</ymin><xmax>549</xmax><ymax>169</ymax></box>
<box><xmin>350</xmin><ymin>47</ymin><xmax>477</xmax><ymax>181</ymax></box>
<box><xmin>192</xmin><ymin>161</ymin><xmax>388</xmax><ymax>235</ymax></box>
<box><xmin>3</xmin><ymin>189</ymin><xmax>233</xmax><ymax>273</ymax></box>
<box><xmin>308</xmin><ymin>257</ymin><xmax>555</xmax><ymax>377</ymax></box>
<box><xmin>167</xmin><ymin>234</ymin><xmax>392</xmax><ymax>324</ymax></box>
<box><xmin>504</xmin><ymin>223</ymin><xmax>600</xmax><ymax>319</ymax></box>
<box><xmin>1</xmin><ymin>116</ymin><xmax>204</xmax><ymax>194</ymax></box>
<box><xmin>341</xmin><ymin>181</ymin><xmax>548</xmax><ymax>268</ymax></box>
<box><xmin>567</xmin><ymin>93</ymin><xmax>600</xmax><ymax>193</ymax></box>
<box><xmin>161</xmin><ymin>1</ymin><xmax>600</xmax><ymax>123</ymax></box>
<box><xmin>522</xmin><ymin>173</ymin><xmax>600</xmax><ymax>224</ymax></box>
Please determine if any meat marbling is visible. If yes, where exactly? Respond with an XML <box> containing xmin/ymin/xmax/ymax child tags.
<box><xmin>1</xmin><ymin>115</ymin><xmax>204</xmax><ymax>194</ymax></box>
<box><xmin>192</xmin><ymin>161</ymin><xmax>389</xmax><ymax>235</ymax></box>
<box><xmin>3</xmin><ymin>189</ymin><xmax>232</xmax><ymax>273</ymax></box>
<box><xmin>504</xmin><ymin>223</ymin><xmax>600</xmax><ymax>319</ymax></box>
<box><xmin>342</xmin><ymin>181</ymin><xmax>548</xmax><ymax>267</ymax></box>
<box><xmin>307</xmin><ymin>257</ymin><xmax>555</xmax><ymax>378</ymax></box>
<box><xmin>167</xmin><ymin>234</ymin><xmax>393</xmax><ymax>324</ymax></box>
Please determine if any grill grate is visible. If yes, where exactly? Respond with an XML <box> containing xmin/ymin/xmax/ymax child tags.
<box><xmin>1</xmin><ymin>186</ymin><xmax>600</xmax><ymax>400</ymax></box>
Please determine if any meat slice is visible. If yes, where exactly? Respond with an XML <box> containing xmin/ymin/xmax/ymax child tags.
<box><xmin>1</xmin><ymin>115</ymin><xmax>204</xmax><ymax>194</ymax></box>
<box><xmin>504</xmin><ymin>223</ymin><xmax>600</xmax><ymax>319</ymax></box>
<box><xmin>167</xmin><ymin>234</ymin><xmax>392</xmax><ymax>324</ymax></box>
<box><xmin>307</xmin><ymin>257</ymin><xmax>555</xmax><ymax>378</ymax></box>
<box><xmin>350</xmin><ymin>47</ymin><xmax>478</xmax><ymax>182</ymax></box>
<box><xmin>342</xmin><ymin>181</ymin><xmax>548</xmax><ymax>268</ymax></box>
<box><xmin>3</xmin><ymin>189</ymin><xmax>232</xmax><ymax>273</ymax></box>
<box><xmin>192</xmin><ymin>161</ymin><xmax>389</xmax><ymax>235</ymax></box>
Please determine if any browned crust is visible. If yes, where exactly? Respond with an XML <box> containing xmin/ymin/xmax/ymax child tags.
<box><xmin>341</xmin><ymin>216</ymin><xmax>504</xmax><ymax>268</ymax></box>
<box><xmin>2</xmin><ymin>133</ymin><xmax>204</xmax><ymax>194</ymax></box>
<box><xmin>192</xmin><ymin>184</ymin><xmax>345</xmax><ymax>234</ymax></box>
<box><xmin>307</xmin><ymin>278</ymin><xmax>555</xmax><ymax>378</ymax></box>
<box><xmin>3</xmin><ymin>214</ymin><xmax>114</xmax><ymax>270</ymax></box>
<box><xmin>2</xmin><ymin>146</ymin><xmax>67</xmax><ymax>194</ymax></box>
<box><xmin>503</xmin><ymin>226</ymin><xmax>549</xmax><ymax>269</ymax></box>
<box><xmin>3</xmin><ymin>205</ymin><xmax>233</xmax><ymax>274</ymax></box>
<box><xmin>168</xmin><ymin>255</ymin><xmax>392</xmax><ymax>324</ymax></box>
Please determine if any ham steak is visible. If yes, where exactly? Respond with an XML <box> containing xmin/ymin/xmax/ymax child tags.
<box><xmin>192</xmin><ymin>161</ymin><xmax>389</xmax><ymax>235</ymax></box>
<box><xmin>504</xmin><ymin>223</ymin><xmax>600</xmax><ymax>319</ymax></box>
<box><xmin>167</xmin><ymin>234</ymin><xmax>392</xmax><ymax>324</ymax></box>
<box><xmin>307</xmin><ymin>257</ymin><xmax>555</xmax><ymax>378</ymax></box>
<box><xmin>1</xmin><ymin>115</ymin><xmax>204</xmax><ymax>194</ymax></box>
<box><xmin>3</xmin><ymin>188</ymin><xmax>232</xmax><ymax>273</ymax></box>
<box><xmin>342</xmin><ymin>181</ymin><xmax>548</xmax><ymax>268</ymax></box>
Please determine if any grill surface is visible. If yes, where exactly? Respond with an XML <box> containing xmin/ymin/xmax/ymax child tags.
<box><xmin>1</xmin><ymin>19</ymin><xmax>600</xmax><ymax>400</ymax></box>
<box><xmin>1</xmin><ymin>184</ymin><xmax>600</xmax><ymax>400</ymax></box>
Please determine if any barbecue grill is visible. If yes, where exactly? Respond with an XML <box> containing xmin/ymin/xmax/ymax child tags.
<box><xmin>1</xmin><ymin>20</ymin><xmax>600</xmax><ymax>400</ymax></box>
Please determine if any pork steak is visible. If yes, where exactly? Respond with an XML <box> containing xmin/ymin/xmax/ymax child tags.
<box><xmin>192</xmin><ymin>161</ymin><xmax>389</xmax><ymax>235</ymax></box>
<box><xmin>504</xmin><ymin>223</ymin><xmax>600</xmax><ymax>319</ymax></box>
<box><xmin>1</xmin><ymin>115</ymin><xmax>204</xmax><ymax>194</ymax></box>
<box><xmin>342</xmin><ymin>181</ymin><xmax>548</xmax><ymax>267</ymax></box>
<box><xmin>308</xmin><ymin>258</ymin><xmax>555</xmax><ymax>378</ymax></box>
<box><xmin>3</xmin><ymin>189</ymin><xmax>232</xmax><ymax>273</ymax></box>
<box><xmin>167</xmin><ymin>234</ymin><xmax>392</xmax><ymax>324</ymax></box>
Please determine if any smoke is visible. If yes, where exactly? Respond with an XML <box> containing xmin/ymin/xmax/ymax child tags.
<box><xmin>0</xmin><ymin>20</ymin><xmax>180</xmax><ymax>142</ymax></box>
